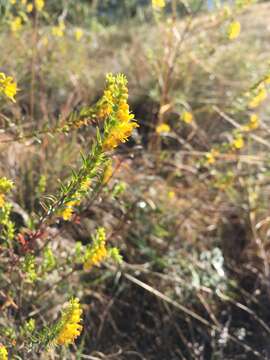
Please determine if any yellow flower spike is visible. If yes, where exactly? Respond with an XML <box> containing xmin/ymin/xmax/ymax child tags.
<box><xmin>156</xmin><ymin>123</ymin><xmax>171</xmax><ymax>134</ymax></box>
<box><xmin>232</xmin><ymin>134</ymin><xmax>244</xmax><ymax>150</ymax></box>
<box><xmin>56</xmin><ymin>298</ymin><xmax>83</xmax><ymax>346</ymax></box>
<box><xmin>75</xmin><ymin>28</ymin><xmax>84</xmax><ymax>41</ymax></box>
<box><xmin>227</xmin><ymin>21</ymin><xmax>241</xmax><ymax>40</ymax></box>
<box><xmin>0</xmin><ymin>345</ymin><xmax>8</xmax><ymax>360</ymax></box>
<box><xmin>52</xmin><ymin>21</ymin><xmax>65</xmax><ymax>37</ymax></box>
<box><xmin>181</xmin><ymin>111</ymin><xmax>193</xmax><ymax>124</ymax></box>
<box><xmin>59</xmin><ymin>200</ymin><xmax>78</xmax><ymax>221</ymax></box>
<box><xmin>152</xmin><ymin>0</ymin><xmax>165</xmax><ymax>9</ymax></box>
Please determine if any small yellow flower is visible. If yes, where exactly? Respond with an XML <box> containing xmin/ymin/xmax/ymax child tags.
<box><xmin>9</xmin><ymin>0</ymin><xmax>16</xmax><ymax>4</ymax></box>
<box><xmin>59</xmin><ymin>201</ymin><xmax>77</xmax><ymax>221</ymax></box>
<box><xmin>227</xmin><ymin>21</ymin><xmax>241</xmax><ymax>40</ymax></box>
<box><xmin>83</xmin><ymin>228</ymin><xmax>108</xmax><ymax>271</ymax></box>
<box><xmin>156</xmin><ymin>123</ymin><xmax>171</xmax><ymax>134</ymax></box>
<box><xmin>74</xmin><ymin>28</ymin><xmax>83</xmax><ymax>41</ymax></box>
<box><xmin>248</xmin><ymin>85</ymin><xmax>267</xmax><ymax>108</ymax></box>
<box><xmin>168</xmin><ymin>191</ymin><xmax>175</xmax><ymax>200</ymax></box>
<box><xmin>181</xmin><ymin>111</ymin><xmax>193</xmax><ymax>124</ymax></box>
<box><xmin>152</xmin><ymin>0</ymin><xmax>165</xmax><ymax>8</ymax></box>
<box><xmin>35</xmin><ymin>0</ymin><xmax>44</xmax><ymax>11</ymax></box>
<box><xmin>52</xmin><ymin>21</ymin><xmax>65</xmax><ymax>37</ymax></box>
<box><xmin>0</xmin><ymin>73</ymin><xmax>17</xmax><ymax>102</ymax></box>
<box><xmin>26</xmin><ymin>3</ymin><xmax>33</xmax><ymax>12</ymax></box>
<box><xmin>0</xmin><ymin>345</ymin><xmax>8</xmax><ymax>360</ymax></box>
<box><xmin>10</xmin><ymin>16</ymin><xmax>22</xmax><ymax>33</ymax></box>
<box><xmin>206</xmin><ymin>149</ymin><xmax>219</xmax><ymax>165</ymax></box>
<box><xmin>247</xmin><ymin>113</ymin><xmax>259</xmax><ymax>130</ymax></box>
<box><xmin>56</xmin><ymin>298</ymin><xmax>83</xmax><ymax>346</ymax></box>
<box><xmin>232</xmin><ymin>134</ymin><xmax>244</xmax><ymax>149</ymax></box>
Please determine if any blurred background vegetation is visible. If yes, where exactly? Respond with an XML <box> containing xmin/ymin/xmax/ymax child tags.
<box><xmin>1</xmin><ymin>0</ymin><xmax>270</xmax><ymax>359</ymax></box>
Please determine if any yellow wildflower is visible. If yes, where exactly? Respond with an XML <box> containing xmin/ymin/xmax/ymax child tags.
<box><xmin>52</xmin><ymin>21</ymin><xmax>65</xmax><ymax>37</ymax></box>
<box><xmin>232</xmin><ymin>134</ymin><xmax>244</xmax><ymax>149</ymax></box>
<box><xmin>152</xmin><ymin>0</ymin><xmax>165</xmax><ymax>8</ymax></box>
<box><xmin>156</xmin><ymin>123</ymin><xmax>171</xmax><ymax>134</ymax></box>
<box><xmin>21</xmin><ymin>0</ymin><xmax>26</xmax><ymax>5</ymax></box>
<box><xmin>26</xmin><ymin>3</ymin><xmax>33</xmax><ymax>12</ymax></box>
<box><xmin>206</xmin><ymin>149</ymin><xmax>219</xmax><ymax>165</ymax></box>
<box><xmin>10</xmin><ymin>16</ymin><xmax>22</xmax><ymax>33</ymax></box>
<box><xmin>80</xmin><ymin>179</ymin><xmax>91</xmax><ymax>192</ymax></box>
<box><xmin>60</xmin><ymin>201</ymin><xmax>77</xmax><ymax>221</ymax></box>
<box><xmin>56</xmin><ymin>298</ymin><xmax>83</xmax><ymax>346</ymax></box>
<box><xmin>247</xmin><ymin>114</ymin><xmax>260</xmax><ymax>130</ymax></box>
<box><xmin>9</xmin><ymin>0</ymin><xmax>16</xmax><ymax>4</ymax></box>
<box><xmin>168</xmin><ymin>191</ymin><xmax>175</xmax><ymax>200</ymax></box>
<box><xmin>227</xmin><ymin>21</ymin><xmax>241</xmax><ymax>40</ymax></box>
<box><xmin>248</xmin><ymin>85</ymin><xmax>267</xmax><ymax>108</ymax></box>
<box><xmin>0</xmin><ymin>345</ymin><xmax>8</xmax><ymax>360</ymax></box>
<box><xmin>102</xmin><ymin>74</ymin><xmax>138</xmax><ymax>151</ymax></box>
<box><xmin>181</xmin><ymin>110</ymin><xmax>193</xmax><ymax>124</ymax></box>
<box><xmin>0</xmin><ymin>73</ymin><xmax>17</xmax><ymax>102</ymax></box>
<box><xmin>84</xmin><ymin>228</ymin><xmax>108</xmax><ymax>271</ymax></box>
<box><xmin>0</xmin><ymin>194</ymin><xmax>5</xmax><ymax>208</ymax></box>
<box><xmin>35</xmin><ymin>0</ymin><xmax>44</xmax><ymax>11</ymax></box>
<box><xmin>75</xmin><ymin>28</ymin><xmax>83</xmax><ymax>41</ymax></box>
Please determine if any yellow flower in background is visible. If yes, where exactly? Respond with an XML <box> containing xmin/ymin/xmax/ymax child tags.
<box><xmin>181</xmin><ymin>110</ymin><xmax>193</xmax><ymax>124</ymax></box>
<box><xmin>56</xmin><ymin>298</ymin><xmax>83</xmax><ymax>346</ymax></box>
<box><xmin>247</xmin><ymin>113</ymin><xmax>259</xmax><ymax>130</ymax></box>
<box><xmin>21</xmin><ymin>0</ymin><xmax>26</xmax><ymax>5</ymax></box>
<box><xmin>26</xmin><ymin>3</ymin><xmax>33</xmax><ymax>12</ymax></box>
<box><xmin>10</xmin><ymin>16</ymin><xmax>22</xmax><ymax>33</ymax></box>
<box><xmin>35</xmin><ymin>0</ymin><xmax>44</xmax><ymax>11</ymax></box>
<box><xmin>152</xmin><ymin>0</ymin><xmax>165</xmax><ymax>8</ymax></box>
<box><xmin>52</xmin><ymin>21</ymin><xmax>65</xmax><ymax>37</ymax></box>
<box><xmin>228</xmin><ymin>21</ymin><xmax>241</xmax><ymax>40</ymax></box>
<box><xmin>156</xmin><ymin>123</ymin><xmax>171</xmax><ymax>134</ymax></box>
<box><xmin>0</xmin><ymin>73</ymin><xmax>17</xmax><ymax>102</ymax></box>
<box><xmin>75</xmin><ymin>28</ymin><xmax>84</xmax><ymax>41</ymax></box>
<box><xmin>168</xmin><ymin>191</ymin><xmax>175</xmax><ymax>200</ymax></box>
<box><xmin>103</xmin><ymin>163</ymin><xmax>113</xmax><ymax>184</ymax></box>
<box><xmin>9</xmin><ymin>0</ymin><xmax>16</xmax><ymax>4</ymax></box>
<box><xmin>206</xmin><ymin>149</ymin><xmax>219</xmax><ymax>165</ymax></box>
<box><xmin>232</xmin><ymin>134</ymin><xmax>244</xmax><ymax>149</ymax></box>
<box><xmin>248</xmin><ymin>85</ymin><xmax>267</xmax><ymax>108</ymax></box>
<box><xmin>0</xmin><ymin>345</ymin><xmax>8</xmax><ymax>360</ymax></box>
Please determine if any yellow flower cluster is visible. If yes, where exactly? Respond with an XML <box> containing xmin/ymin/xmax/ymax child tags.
<box><xmin>181</xmin><ymin>111</ymin><xmax>193</xmax><ymax>124</ymax></box>
<box><xmin>227</xmin><ymin>20</ymin><xmax>241</xmax><ymax>40</ymax></box>
<box><xmin>248</xmin><ymin>84</ymin><xmax>267</xmax><ymax>109</ymax></box>
<box><xmin>156</xmin><ymin>123</ymin><xmax>171</xmax><ymax>134</ymax></box>
<box><xmin>231</xmin><ymin>134</ymin><xmax>244</xmax><ymax>150</ymax></box>
<box><xmin>56</xmin><ymin>298</ymin><xmax>83</xmax><ymax>346</ymax></box>
<box><xmin>0</xmin><ymin>73</ymin><xmax>17</xmax><ymax>102</ymax></box>
<box><xmin>0</xmin><ymin>345</ymin><xmax>8</xmax><ymax>360</ymax></box>
<box><xmin>10</xmin><ymin>16</ymin><xmax>22</xmax><ymax>33</ymax></box>
<box><xmin>75</xmin><ymin>28</ymin><xmax>84</xmax><ymax>41</ymax></box>
<box><xmin>242</xmin><ymin>114</ymin><xmax>260</xmax><ymax>131</ymax></box>
<box><xmin>60</xmin><ymin>200</ymin><xmax>77</xmax><ymax>221</ymax></box>
<box><xmin>152</xmin><ymin>0</ymin><xmax>166</xmax><ymax>9</ymax></box>
<box><xmin>101</xmin><ymin>74</ymin><xmax>138</xmax><ymax>151</ymax></box>
<box><xmin>52</xmin><ymin>20</ymin><xmax>65</xmax><ymax>37</ymax></box>
<box><xmin>205</xmin><ymin>149</ymin><xmax>220</xmax><ymax>165</ymax></box>
<box><xmin>0</xmin><ymin>178</ymin><xmax>14</xmax><ymax>209</ymax></box>
<box><xmin>35</xmin><ymin>0</ymin><xmax>44</xmax><ymax>11</ymax></box>
<box><xmin>83</xmin><ymin>228</ymin><xmax>108</xmax><ymax>271</ymax></box>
